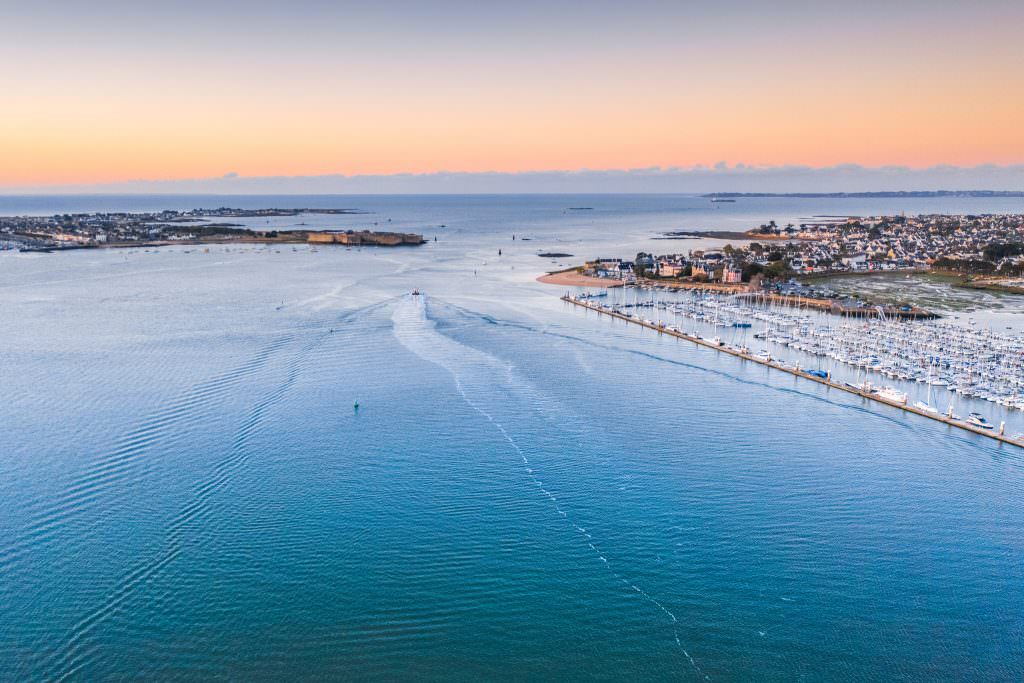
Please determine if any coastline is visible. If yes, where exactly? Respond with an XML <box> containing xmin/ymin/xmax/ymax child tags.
<box><xmin>12</xmin><ymin>232</ymin><xmax>426</xmax><ymax>253</ymax></box>
<box><xmin>957</xmin><ymin>278</ymin><xmax>1024</xmax><ymax>295</ymax></box>
<box><xmin>537</xmin><ymin>269</ymin><xmax>622</xmax><ymax>288</ymax></box>
<box><xmin>658</xmin><ymin>229</ymin><xmax>796</xmax><ymax>242</ymax></box>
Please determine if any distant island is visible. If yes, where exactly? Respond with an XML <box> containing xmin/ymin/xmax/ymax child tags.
<box><xmin>704</xmin><ymin>190</ymin><xmax>1024</xmax><ymax>199</ymax></box>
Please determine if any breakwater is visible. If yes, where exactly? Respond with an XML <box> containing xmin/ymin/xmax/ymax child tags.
<box><xmin>562</xmin><ymin>294</ymin><xmax>1023</xmax><ymax>450</ymax></box>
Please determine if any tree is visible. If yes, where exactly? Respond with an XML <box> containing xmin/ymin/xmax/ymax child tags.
<box><xmin>933</xmin><ymin>257</ymin><xmax>996</xmax><ymax>275</ymax></box>
<box><xmin>764</xmin><ymin>259</ymin><xmax>793</xmax><ymax>279</ymax></box>
<box><xmin>634</xmin><ymin>252</ymin><xmax>652</xmax><ymax>277</ymax></box>
<box><xmin>741</xmin><ymin>263</ymin><xmax>763</xmax><ymax>282</ymax></box>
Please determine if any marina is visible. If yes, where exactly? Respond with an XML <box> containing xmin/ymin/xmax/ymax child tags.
<box><xmin>563</xmin><ymin>291</ymin><xmax>1024</xmax><ymax>449</ymax></box>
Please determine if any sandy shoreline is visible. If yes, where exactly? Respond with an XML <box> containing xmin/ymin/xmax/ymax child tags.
<box><xmin>536</xmin><ymin>270</ymin><xmax>622</xmax><ymax>288</ymax></box>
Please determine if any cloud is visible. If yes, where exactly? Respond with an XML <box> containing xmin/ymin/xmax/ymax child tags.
<box><xmin>5</xmin><ymin>164</ymin><xmax>1024</xmax><ymax>195</ymax></box>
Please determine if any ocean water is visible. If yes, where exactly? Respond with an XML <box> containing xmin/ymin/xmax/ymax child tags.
<box><xmin>1</xmin><ymin>195</ymin><xmax>1023</xmax><ymax>680</ymax></box>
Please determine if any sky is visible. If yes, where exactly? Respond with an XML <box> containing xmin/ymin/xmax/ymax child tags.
<box><xmin>2</xmin><ymin>0</ymin><xmax>1023</xmax><ymax>192</ymax></box>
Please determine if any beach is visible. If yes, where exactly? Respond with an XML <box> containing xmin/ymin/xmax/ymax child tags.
<box><xmin>536</xmin><ymin>269</ymin><xmax>621</xmax><ymax>288</ymax></box>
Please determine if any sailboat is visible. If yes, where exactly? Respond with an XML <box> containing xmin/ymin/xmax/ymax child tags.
<box><xmin>914</xmin><ymin>361</ymin><xmax>939</xmax><ymax>413</ymax></box>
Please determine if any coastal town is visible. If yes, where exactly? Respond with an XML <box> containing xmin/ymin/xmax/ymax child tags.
<box><xmin>0</xmin><ymin>208</ymin><xmax>424</xmax><ymax>251</ymax></box>
<box><xmin>541</xmin><ymin>211</ymin><xmax>1024</xmax><ymax>449</ymax></box>
<box><xmin>579</xmin><ymin>213</ymin><xmax>1024</xmax><ymax>295</ymax></box>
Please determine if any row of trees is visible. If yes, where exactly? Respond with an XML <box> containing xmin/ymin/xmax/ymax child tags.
<box><xmin>982</xmin><ymin>242</ymin><xmax>1024</xmax><ymax>262</ymax></box>
<box><xmin>933</xmin><ymin>242</ymin><xmax>1024</xmax><ymax>276</ymax></box>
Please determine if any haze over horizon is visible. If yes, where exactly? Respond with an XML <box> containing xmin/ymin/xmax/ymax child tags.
<box><xmin>5</xmin><ymin>164</ymin><xmax>1024</xmax><ymax>196</ymax></box>
<box><xmin>2</xmin><ymin>0</ymin><xmax>1023</xmax><ymax>192</ymax></box>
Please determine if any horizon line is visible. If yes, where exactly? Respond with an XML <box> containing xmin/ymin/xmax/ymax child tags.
<box><xmin>4</xmin><ymin>164</ymin><xmax>1024</xmax><ymax>196</ymax></box>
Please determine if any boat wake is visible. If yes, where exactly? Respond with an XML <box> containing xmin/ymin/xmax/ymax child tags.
<box><xmin>0</xmin><ymin>333</ymin><xmax>296</xmax><ymax>576</ymax></box>
<box><xmin>29</xmin><ymin>301</ymin><xmax>389</xmax><ymax>681</ymax></box>
<box><xmin>392</xmin><ymin>294</ymin><xmax>710</xmax><ymax>680</ymax></box>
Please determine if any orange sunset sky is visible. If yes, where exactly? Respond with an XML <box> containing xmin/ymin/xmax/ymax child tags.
<box><xmin>2</xmin><ymin>1</ymin><xmax>1023</xmax><ymax>188</ymax></box>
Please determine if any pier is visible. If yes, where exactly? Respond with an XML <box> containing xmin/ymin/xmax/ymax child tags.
<box><xmin>562</xmin><ymin>294</ymin><xmax>1024</xmax><ymax>450</ymax></box>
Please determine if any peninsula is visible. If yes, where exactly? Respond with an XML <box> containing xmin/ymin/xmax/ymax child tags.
<box><xmin>0</xmin><ymin>209</ymin><xmax>424</xmax><ymax>251</ymax></box>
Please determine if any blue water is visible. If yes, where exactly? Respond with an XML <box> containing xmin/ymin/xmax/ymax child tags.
<box><xmin>2</xmin><ymin>195</ymin><xmax>1023</xmax><ymax>680</ymax></box>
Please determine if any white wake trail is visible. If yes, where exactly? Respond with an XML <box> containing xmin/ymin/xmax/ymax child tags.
<box><xmin>392</xmin><ymin>296</ymin><xmax>710</xmax><ymax>681</ymax></box>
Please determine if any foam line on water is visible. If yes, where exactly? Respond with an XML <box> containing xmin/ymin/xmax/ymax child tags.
<box><xmin>392</xmin><ymin>295</ymin><xmax>710</xmax><ymax>681</ymax></box>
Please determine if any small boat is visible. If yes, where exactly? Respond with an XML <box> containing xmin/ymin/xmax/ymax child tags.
<box><xmin>913</xmin><ymin>400</ymin><xmax>939</xmax><ymax>414</ymax></box>
<box><xmin>966</xmin><ymin>413</ymin><xmax>993</xmax><ymax>429</ymax></box>
<box><xmin>411</xmin><ymin>289</ymin><xmax>421</xmax><ymax>296</ymax></box>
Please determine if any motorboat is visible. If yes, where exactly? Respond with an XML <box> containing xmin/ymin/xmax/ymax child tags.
<box><xmin>966</xmin><ymin>413</ymin><xmax>993</xmax><ymax>430</ymax></box>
